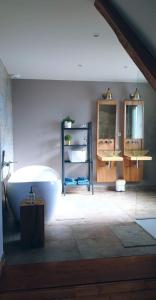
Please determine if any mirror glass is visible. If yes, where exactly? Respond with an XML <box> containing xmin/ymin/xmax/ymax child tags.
<box><xmin>126</xmin><ymin>104</ymin><xmax>143</xmax><ymax>139</ymax></box>
<box><xmin>99</xmin><ymin>104</ymin><xmax>116</xmax><ymax>139</ymax></box>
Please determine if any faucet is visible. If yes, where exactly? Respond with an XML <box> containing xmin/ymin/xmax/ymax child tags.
<box><xmin>1</xmin><ymin>150</ymin><xmax>17</xmax><ymax>169</ymax></box>
<box><xmin>104</xmin><ymin>140</ymin><xmax>112</xmax><ymax>144</ymax></box>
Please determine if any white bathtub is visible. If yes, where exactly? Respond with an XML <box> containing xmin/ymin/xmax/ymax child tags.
<box><xmin>7</xmin><ymin>165</ymin><xmax>61</xmax><ymax>224</ymax></box>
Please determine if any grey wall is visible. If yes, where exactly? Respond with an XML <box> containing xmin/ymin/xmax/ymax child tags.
<box><xmin>0</xmin><ymin>59</ymin><xmax>13</xmax><ymax>260</ymax></box>
<box><xmin>12</xmin><ymin>80</ymin><xmax>156</xmax><ymax>186</ymax></box>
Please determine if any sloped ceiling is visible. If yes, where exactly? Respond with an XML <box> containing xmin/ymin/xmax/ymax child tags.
<box><xmin>95</xmin><ymin>0</ymin><xmax>156</xmax><ymax>88</ymax></box>
<box><xmin>112</xmin><ymin>0</ymin><xmax>156</xmax><ymax>58</ymax></box>
<box><xmin>0</xmin><ymin>0</ymin><xmax>145</xmax><ymax>81</ymax></box>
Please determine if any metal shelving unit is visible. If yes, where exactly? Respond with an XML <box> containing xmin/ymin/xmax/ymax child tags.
<box><xmin>61</xmin><ymin>122</ymin><xmax>94</xmax><ymax>195</ymax></box>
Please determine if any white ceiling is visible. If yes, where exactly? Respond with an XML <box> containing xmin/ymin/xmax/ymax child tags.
<box><xmin>0</xmin><ymin>0</ymin><xmax>145</xmax><ymax>82</ymax></box>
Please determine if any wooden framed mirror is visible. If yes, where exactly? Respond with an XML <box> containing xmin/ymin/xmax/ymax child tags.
<box><xmin>124</xmin><ymin>100</ymin><xmax>144</xmax><ymax>151</ymax></box>
<box><xmin>123</xmin><ymin>100</ymin><xmax>152</xmax><ymax>182</ymax></box>
<box><xmin>96</xmin><ymin>100</ymin><xmax>122</xmax><ymax>182</ymax></box>
<box><xmin>97</xmin><ymin>100</ymin><xmax>116</xmax><ymax>153</ymax></box>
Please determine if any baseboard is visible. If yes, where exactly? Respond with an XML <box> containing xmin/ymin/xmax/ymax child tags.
<box><xmin>0</xmin><ymin>253</ymin><xmax>5</xmax><ymax>278</ymax></box>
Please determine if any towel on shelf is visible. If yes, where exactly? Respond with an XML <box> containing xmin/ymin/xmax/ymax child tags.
<box><xmin>65</xmin><ymin>177</ymin><xmax>75</xmax><ymax>182</ymax></box>
<box><xmin>65</xmin><ymin>181</ymin><xmax>77</xmax><ymax>186</ymax></box>
<box><xmin>64</xmin><ymin>177</ymin><xmax>77</xmax><ymax>185</ymax></box>
<box><xmin>77</xmin><ymin>180</ymin><xmax>89</xmax><ymax>185</ymax></box>
<box><xmin>76</xmin><ymin>177</ymin><xmax>89</xmax><ymax>185</ymax></box>
<box><xmin>76</xmin><ymin>176</ymin><xmax>88</xmax><ymax>181</ymax></box>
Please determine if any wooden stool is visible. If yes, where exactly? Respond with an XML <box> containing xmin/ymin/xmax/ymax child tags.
<box><xmin>20</xmin><ymin>199</ymin><xmax>44</xmax><ymax>248</ymax></box>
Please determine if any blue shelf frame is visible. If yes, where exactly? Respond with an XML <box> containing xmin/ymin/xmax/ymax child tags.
<box><xmin>61</xmin><ymin>122</ymin><xmax>94</xmax><ymax>195</ymax></box>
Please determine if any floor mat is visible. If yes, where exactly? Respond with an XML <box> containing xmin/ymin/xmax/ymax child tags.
<box><xmin>111</xmin><ymin>223</ymin><xmax>156</xmax><ymax>247</ymax></box>
<box><xmin>136</xmin><ymin>218</ymin><xmax>156</xmax><ymax>239</ymax></box>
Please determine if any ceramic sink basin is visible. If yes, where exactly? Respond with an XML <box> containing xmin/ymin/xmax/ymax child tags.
<box><xmin>97</xmin><ymin>150</ymin><xmax>123</xmax><ymax>161</ymax></box>
<box><xmin>124</xmin><ymin>150</ymin><xmax>152</xmax><ymax>161</ymax></box>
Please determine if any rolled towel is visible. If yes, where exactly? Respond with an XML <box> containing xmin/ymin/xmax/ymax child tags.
<box><xmin>65</xmin><ymin>177</ymin><xmax>75</xmax><ymax>182</ymax></box>
<box><xmin>77</xmin><ymin>179</ymin><xmax>89</xmax><ymax>185</ymax></box>
<box><xmin>76</xmin><ymin>176</ymin><xmax>88</xmax><ymax>181</ymax></box>
<box><xmin>65</xmin><ymin>180</ymin><xmax>77</xmax><ymax>186</ymax></box>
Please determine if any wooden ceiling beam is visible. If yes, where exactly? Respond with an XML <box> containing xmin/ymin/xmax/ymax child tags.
<box><xmin>95</xmin><ymin>0</ymin><xmax>156</xmax><ymax>91</ymax></box>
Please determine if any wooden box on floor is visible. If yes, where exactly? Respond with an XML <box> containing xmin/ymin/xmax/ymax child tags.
<box><xmin>20</xmin><ymin>199</ymin><xmax>44</xmax><ymax>249</ymax></box>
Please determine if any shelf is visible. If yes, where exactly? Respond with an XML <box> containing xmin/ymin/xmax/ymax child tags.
<box><xmin>64</xmin><ymin>183</ymin><xmax>90</xmax><ymax>186</ymax></box>
<box><xmin>63</xmin><ymin>127</ymin><xmax>89</xmax><ymax>131</ymax></box>
<box><xmin>64</xmin><ymin>160</ymin><xmax>90</xmax><ymax>164</ymax></box>
<box><xmin>64</xmin><ymin>144</ymin><xmax>87</xmax><ymax>147</ymax></box>
<box><xmin>61</xmin><ymin>121</ymin><xmax>93</xmax><ymax>195</ymax></box>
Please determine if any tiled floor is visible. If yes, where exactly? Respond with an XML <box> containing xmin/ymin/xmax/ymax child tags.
<box><xmin>3</xmin><ymin>187</ymin><xmax>156</xmax><ymax>265</ymax></box>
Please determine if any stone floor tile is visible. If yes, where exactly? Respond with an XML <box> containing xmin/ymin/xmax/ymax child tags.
<box><xmin>3</xmin><ymin>189</ymin><xmax>156</xmax><ymax>265</ymax></box>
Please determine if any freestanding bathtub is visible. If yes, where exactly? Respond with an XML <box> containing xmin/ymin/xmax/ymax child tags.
<box><xmin>7</xmin><ymin>165</ymin><xmax>61</xmax><ymax>224</ymax></box>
